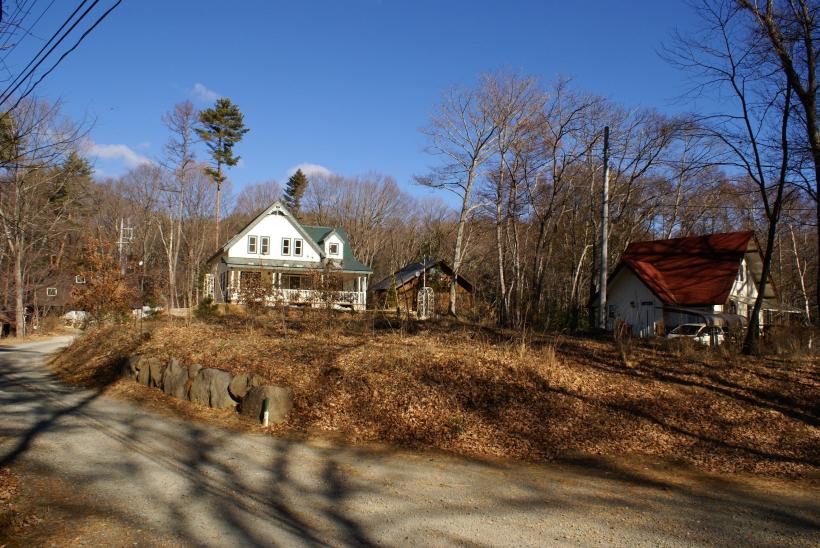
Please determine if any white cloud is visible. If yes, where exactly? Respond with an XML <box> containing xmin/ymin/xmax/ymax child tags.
<box><xmin>83</xmin><ymin>139</ymin><xmax>153</xmax><ymax>168</ymax></box>
<box><xmin>286</xmin><ymin>163</ymin><xmax>333</xmax><ymax>179</ymax></box>
<box><xmin>190</xmin><ymin>82</ymin><xmax>219</xmax><ymax>104</ymax></box>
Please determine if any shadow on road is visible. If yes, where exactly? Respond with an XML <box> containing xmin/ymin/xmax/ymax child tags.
<box><xmin>0</xmin><ymin>340</ymin><xmax>818</xmax><ymax>546</ymax></box>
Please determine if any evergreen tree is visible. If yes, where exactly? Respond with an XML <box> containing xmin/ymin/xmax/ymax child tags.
<box><xmin>195</xmin><ymin>98</ymin><xmax>249</xmax><ymax>247</ymax></box>
<box><xmin>283</xmin><ymin>168</ymin><xmax>309</xmax><ymax>215</ymax></box>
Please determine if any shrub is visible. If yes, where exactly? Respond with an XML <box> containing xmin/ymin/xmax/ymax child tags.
<box><xmin>195</xmin><ymin>296</ymin><xmax>219</xmax><ymax>319</ymax></box>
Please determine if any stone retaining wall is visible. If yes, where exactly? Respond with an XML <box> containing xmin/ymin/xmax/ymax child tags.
<box><xmin>123</xmin><ymin>355</ymin><xmax>293</xmax><ymax>424</ymax></box>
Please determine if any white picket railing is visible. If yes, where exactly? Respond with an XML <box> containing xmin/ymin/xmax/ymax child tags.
<box><xmin>230</xmin><ymin>288</ymin><xmax>366</xmax><ymax>307</ymax></box>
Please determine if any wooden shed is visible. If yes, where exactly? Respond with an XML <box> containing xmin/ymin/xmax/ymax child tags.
<box><xmin>370</xmin><ymin>259</ymin><xmax>474</xmax><ymax>315</ymax></box>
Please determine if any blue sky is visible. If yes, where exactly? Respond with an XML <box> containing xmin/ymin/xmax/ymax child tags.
<box><xmin>4</xmin><ymin>0</ymin><xmax>702</xmax><ymax>199</ymax></box>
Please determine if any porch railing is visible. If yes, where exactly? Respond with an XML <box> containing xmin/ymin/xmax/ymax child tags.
<box><xmin>230</xmin><ymin>288</ymin><xmax>366</xmax><ymax>307</ymax></box>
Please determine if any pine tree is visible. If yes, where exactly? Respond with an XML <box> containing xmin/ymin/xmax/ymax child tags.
<box><xmin>195</xmin><ymin>98</ymin><xmax>249</xmax><ymax>247</ymax></box>
<box><xmin>283</xmin><ymin>168</ymin><xmax>309</xmax><ymax>215</ymax></box>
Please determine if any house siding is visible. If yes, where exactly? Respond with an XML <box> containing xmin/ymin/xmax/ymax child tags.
<box><xmin>606</xmin><ymin>268</ymin><xmax>661</xmax><ymax>337</ymax></box>
<box><xmin>227</xmin><ymin>213</ymin><xmax>321</xmax><ymax>262</ymax></box>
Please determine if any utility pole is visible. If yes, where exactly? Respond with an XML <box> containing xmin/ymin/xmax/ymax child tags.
<box><xmin>598</xmin><ymin>126</ymin><xmax>610</xmax><ymax>330</ymax></box>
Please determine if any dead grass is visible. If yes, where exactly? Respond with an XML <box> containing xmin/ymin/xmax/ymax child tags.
<box><xmin>0</xmin><ymin>466</ymin><xmax>42</xmax><ymax>541</ymax></box>
<box><xmin>50</xmin><ymin>311</ymin><xmax>820</xmax><ymax>478</ymax></box>
<box><xmin>0</xmin><ymin>325</ymin><xmax>76</xmax><ymax>348</ymax></box>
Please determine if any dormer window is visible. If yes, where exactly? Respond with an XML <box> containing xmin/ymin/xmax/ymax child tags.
<box><xmin>247</xmin><ymin>235</ymin><xmax>258</xmax><ymax>254</ymax></box>
<box><xmin>329</xmin><ymin>243</ymin><xmax>339</xmax><ymax>256</ymax></box>
<box><xmin>294</xmin><ymin>238</ymin><xmax>303</xmax><ymax>256</ymax></box>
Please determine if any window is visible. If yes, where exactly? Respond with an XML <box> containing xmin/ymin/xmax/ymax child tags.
<box><xmin>247</xmin><ymin>235</ymin><xmax>258</xmax><ymax>254</ymax></box>
<box><xmin>294</xmin><ymin>238</ymin><xmax>303</xmax><ymax>256</ymax></box>
<box><xmin>329</xmin><ymin>242</ymin><xmax>339</xmax><ymax>256</ymax></box>
<box><xmin>260</xmin><ymin>236</ymin><xmax>270</xmax><ymax>255</ymax></box>
<box><xmin>75</xmin><ymin>275</ymin><xmax>86</xmax><ymax>284</ymax></box>
<box><xmin>282</xmin><ymin>238</ymin><xmax>291</xmax><ymax>256</ymax></box>
<box><xmin>47</xmin><ymin>287</ymin><xmax>57</xmax><ymax>297</ymax></box>
<box><xmin>284</xmin><ymin>275</ymin><xmax>302</xmax><ymax>289</ymax></box>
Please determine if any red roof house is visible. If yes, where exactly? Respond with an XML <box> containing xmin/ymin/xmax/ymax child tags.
<box><xmin>602</xmin><ymin>231</ymin><xmax>776</xmax><ymax>336</ymax></box>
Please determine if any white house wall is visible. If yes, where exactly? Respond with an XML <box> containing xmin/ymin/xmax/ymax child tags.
<box><xmin>607</xmin><ymin>268</ymin><xmax>661</xmax><ymax>337</ymax></box>
<box><xmin>227</xmin><ymin>213</ymin><xmax>321</xmax><ymax>262</ymax></box>
<box><xmin>727</xmin><ymin>256</ymin><xmax>758</xmax><ymax>318</ymax></box>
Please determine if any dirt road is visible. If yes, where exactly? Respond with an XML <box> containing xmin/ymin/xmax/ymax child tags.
<box><xmin>1</xmin><ymin>338</ymin><xmax>817</xmax><ymax>546</ymax></box>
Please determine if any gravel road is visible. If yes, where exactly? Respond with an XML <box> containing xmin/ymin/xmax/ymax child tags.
<box><xmin>0</xmin><ymin>337</ymin><xmax>817</xmax><ymax>546</ymax></box>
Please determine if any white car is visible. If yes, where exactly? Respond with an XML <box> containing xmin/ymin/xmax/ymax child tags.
<box><xmin>667</xmin><ymin>323</ymin><xmax>725</xmax><ymax>346</ymax></box>
<box><xmin>62</xmin><ymin>310</ymin><xmax>88</xmax><ymax>326</ymax></box>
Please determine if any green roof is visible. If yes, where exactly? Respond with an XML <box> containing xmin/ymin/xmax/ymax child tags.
<box><xmin>302</xmin><ymin>225</ymin><xmax>372</xmax><ymax>273</ymax></box>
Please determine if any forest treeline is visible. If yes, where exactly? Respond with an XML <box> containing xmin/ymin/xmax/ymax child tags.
<box><xmin>0</xmin><ymin>0</ymin><xmax>817</xmax><ymax>340</ymax></box>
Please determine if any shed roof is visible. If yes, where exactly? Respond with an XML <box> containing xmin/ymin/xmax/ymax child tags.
<box><xmin>371</xmin><ymin>258</ymin><xmax>474</xmax><ymax>292</ymax></box>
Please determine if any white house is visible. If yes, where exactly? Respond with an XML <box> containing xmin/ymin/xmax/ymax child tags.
<box><xmin>600</xmin><ymin>231</ymin><xmax>778</xmax><ymax>337</ymax></box>
<box><xmin>205</xmin><ymin>200</ymin><xmax>372</xmax><ymax>311</ymax></box>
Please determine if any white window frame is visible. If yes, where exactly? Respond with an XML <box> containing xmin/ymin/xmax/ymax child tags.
<box><xmin>247</xmin><ymin>235</ymin><xmax>258</xmax><ymax>254</ymax></box>
<box><xmin>282</xmin><ymin>238</ymin><xmax>291</xmax><ymax>256</ymax></box>
<box><xmin>329</xmin><ymin>242</ymin><xmax>339</xmax><ymax>256</ymax></box>
<box><xmin>294</xmin><ymin>238</ymin><xmax>303</xmax><ymax>257</ymax></box>
<box><xmin>260</xmin><ymin>236</ymin><xmax>270</xmax><ymax>255</ymax></box>
<box><xmin>47</xmin><ymin>287</ymin><xmax>57</xmax><ymax>297</ymax></box>
<box><xmin>75</xmin><ymin>275</ymin><xmax>86</xmax><ymax>284</ymax></box>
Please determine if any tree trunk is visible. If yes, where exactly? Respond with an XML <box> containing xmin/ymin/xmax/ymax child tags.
<box><xmin>449</xmin><ymin>164</ymin><xmax>477</xmax><ymax>316</ymax></box>
<box><xmin>215</xmin><ymin>179</ymin><xmax>222</xmax><ymax>249</ymax></box>
<box><xmin>743</xmin><ymin>219</ymin><xmax>778</xmax><ymax>353</ymax></box>
<box><xmin>495</xmin><ymin>186</ymin><xmax>507</xmax><ymax>326</ymax></box>
<box><xmin>14</xmin><ymin>242</ymin><xmax>24</xmax><ymax>337</ymax></box>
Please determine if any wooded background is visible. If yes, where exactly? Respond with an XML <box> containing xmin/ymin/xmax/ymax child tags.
<box><xmin>1</xmin><ymin>0</ymin><xmax>816</xmax><ymax>338</ymax></box>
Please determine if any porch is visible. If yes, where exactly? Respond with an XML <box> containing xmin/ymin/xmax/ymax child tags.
<box><xmin>217</xmin><ymin>268</ymin><xmax>368</xmax><ymax>311</ymax></box>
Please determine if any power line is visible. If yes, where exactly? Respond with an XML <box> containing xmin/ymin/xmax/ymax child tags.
<box><xmin>4</xmin><ymin>0</ymin><xmax>121</xmax><ymax>112</ymax></box>
<box><xmin>0</xmin><ymin>0</ymin><xmax>58</xmax><ymax>66</ymax></box>
<box><xmin>0</xmin><ymin>0</ymin><xmax>95</xmax><ymax>108</ymax></box>
<box><xmin>0</xmin><ymin>0</ymin><xmax>36</xmax><ymax>54</ymax></box>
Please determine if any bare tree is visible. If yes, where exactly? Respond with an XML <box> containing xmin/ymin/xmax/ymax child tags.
<box><xmin>0</xmin><ymin>99</ymin><xmax>89</xmax><ymax>336</ymax></box>
<box><xmin>233</xmin><ymin>179</ymin><xmax>282</xmax><ymax>218</ymax></box>
<box><xmin>667</xmin><ymin>0</ymin><xmax>796</xmax><ymax>352</ymax></box>
<box><xmin>159</xmin><ymin>101</ymin><xmax>198</xmax><ymax>308</ymax></box>
<box><xmin>736</xmin><ymin>0</ymin><xmax>819</xmax><ymax>322</ymax></box>
<box><xmin>417</xmin><ymin>84</ymin><xmax>498</xmax><ymax>315</ymax></box>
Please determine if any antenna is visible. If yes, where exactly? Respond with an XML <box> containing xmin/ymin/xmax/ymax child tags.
<box><xmin>117</xmin><ymin>217</ymin><xmax>134</xmax><ymax>275</ymax></box>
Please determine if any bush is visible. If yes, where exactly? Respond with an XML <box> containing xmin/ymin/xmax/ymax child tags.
<box><xmin>195</xmin><ymin>296</ymin><xmax>219</xmax><ymax>319</ymax></box>
<box><xmin>39</xmin><ymin>315</ymin><xmax>63</xmax><ymax>334</ymax></box>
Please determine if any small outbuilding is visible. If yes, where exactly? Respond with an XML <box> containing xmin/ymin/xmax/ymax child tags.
<box><xmin>370</xmin><ymin>258</ymin><xmax>474</xmax><ymax>315</ymax></box>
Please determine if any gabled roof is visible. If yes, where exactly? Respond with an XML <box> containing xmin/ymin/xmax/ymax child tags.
<box><xmin>371</xmin><ymin>258</ymin><xmax>473</xmax><ymax>292</ymax></box>
<box><xmin>301</xmin><ymin>225</ymin><xmax>372</xmax><ymax>273</ymax></box>
<box><xmin>613</xmin><ymin>231</ymin><xmax>757</xmax><ymax>306</ymax></box>
<box><xmin>209</xmin><ymin>200</ymin><xmax>324</xmax><ymax>263</ymax></box>
<box><xmin>208</xmin><ymin>200</ymin><xmax>372</xmax><ymax>273</ymax></box>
